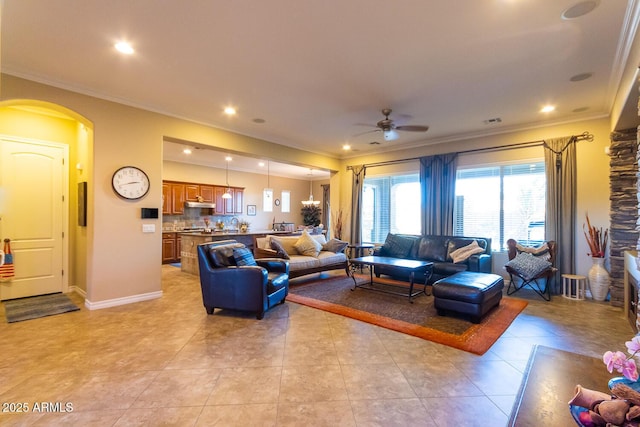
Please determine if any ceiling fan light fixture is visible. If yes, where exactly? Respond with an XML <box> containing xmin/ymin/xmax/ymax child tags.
<box><xmin>383</xmin><ymin>129</ymin><xmax>398</xmax><ymax>141</ymax></box>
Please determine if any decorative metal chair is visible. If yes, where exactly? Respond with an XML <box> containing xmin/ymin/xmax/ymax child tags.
<box><xmin>505</xmin><ymin>239</ymin><xmax>557</xmax><ymax>301</ymax></box>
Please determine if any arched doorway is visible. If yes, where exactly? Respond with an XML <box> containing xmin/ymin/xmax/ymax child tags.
<box><xmin>0</xmin><ymin>100</ymin><xmax>93</xmax><ymax>300</ymax></box>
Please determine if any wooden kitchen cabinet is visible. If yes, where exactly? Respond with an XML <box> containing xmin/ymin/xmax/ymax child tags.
<box><xmin>234</xmin><ymin>188</ymin><xmax>243</xmax><ymax>214</ymax></box>
<box><xmin>162</xmin><ymin>232</ymin><xmax>177</xmax><ymax>263</ymax></box>
<box><xmin>214</xmin><ymin>186</ymin><xmax>226</xmax><ymax>214</ymax></box>
<box><xmin>163</xmin><ymin>180</ymin><xmax>243</xmax><ymax>216</ymax></box>
<box><xmin>200</xmin><ymin>185</ymin><xmax>214</xmax><ymax>203</ymax></box>
<box><xmin>162</xmin><ymin>232</ymin><xmax>182</xmax><ymax>264</ymax></box>
<box><xmin>185</xmin><ymin>184</ymin><xmax>200</xmax><ymax>201</ymax></box>
<box><xmin>162</xmin><ymin>183</ymin><xmax>171</xmax><ymax>215</ymax></box>
<box><xmin>170</xmin><ymin>183</ymin><xmax>185</xmax><ymax>215</ymax></box>
<box><xmin>224</xmin><ymin>188</ymin><xmax>235</xmax><ymax>214</ymax></box>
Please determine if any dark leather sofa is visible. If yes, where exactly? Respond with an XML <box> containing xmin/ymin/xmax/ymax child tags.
<box><xmin>197</xmin><ymin>241</ymin><xmax>289</xmax><ymax>319</ymax></box>
<box><xmin>373</xmin><ymin>233</ymin><xmax>492</xmax><ymax>283</ymax></box>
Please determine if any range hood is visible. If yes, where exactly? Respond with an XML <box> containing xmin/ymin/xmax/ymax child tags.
<box><xmin>184</xmin><ymin>201</ymin><xmax>216</xmax><ymax>209</ymax></box>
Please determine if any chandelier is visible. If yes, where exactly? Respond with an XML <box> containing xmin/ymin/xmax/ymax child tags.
<box><xmin>302</xmin><ymin>170</ymin><xmax>320</xmax><ymax>206</ymax></box>
<box><xmin>222</xmin><ymin>156</ymin><xmax>232</xmax><ymax>199</ymax></box>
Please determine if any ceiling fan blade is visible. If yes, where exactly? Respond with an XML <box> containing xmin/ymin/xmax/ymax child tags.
<box><xmin>383</xmin><ymin>129</ymin><xmax>399</xmax><ymax>141</ymax></box>
<box><xmin>352</xmin><ymin>128</ymin><xmax>381</xmax><ymax>138</ymax></box>
<box><xmin>395</xmin><ymin>125</ymin><xmax>429</xmax><ymax>132</ymax></box>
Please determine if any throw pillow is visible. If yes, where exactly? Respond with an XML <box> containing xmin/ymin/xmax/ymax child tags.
<box><xmin>449</xmin><ymin>240</ymin><xmax>485</xmax><ymax>264</ymax></box>
<box><xmin>294</xmin><ymin>230</ymin><xmax>323</xmax><ymax>257</ymax></box>
<box><xmin>379</xmin><ymin>233</ymin><xmax>415</xmax><ymax>258</ymax></box>
<box><xmin>269</xmin><ymin>238</ymin><xmax>290</xmax><ymax>259</ymax></box>
<box><xmin>210</xmin><ymin>244</ymin><xmax>242</xmax><ymax>267</ymax></box>
<box><xmin>322</xmin><ymin>238</ymin><xmax>348</xmax><ymax>253</ymax></box>
<box><xmin>516</xmin><ymin>242</ymin><xmax>550</xmax><ymax>261</ymax></box>
<box><xmin>233</xmin><ymin>247</ymin><xmax>257</xmax><ymax>266</ymax></box>
<box><xmin>270</xmin><ymin>236</ymin><xmax>299</xmax><ymax>255</ymax></box>
<box><xmin>506</xmin><ymin>252</ymin><xmax>552</xmax><ymax>281</ymax></box>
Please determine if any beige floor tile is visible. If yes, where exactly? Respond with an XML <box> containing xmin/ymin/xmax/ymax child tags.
<box><xmin>206</xmin><ymin>366</ymin><xmax>282</xmax><ymax>405</ymax></box>
<box><xmin>283</xmin><ymin>338</ymin><xmax>340</xmax><ymax>366</ymax></box>
<box><xmin>397</xmin><ymin>361</ymin><xmax>484</xmax><ymax>398</ymax></box>
<box><xmin>131</xmin><ymin>369</ymin><xmax>221</xmax><ymax>408</ymax></box>
<box><xmin>196</xmin><ymin>404</ymin><xmax>277</xmax><ymax>426</ymax></box>
<box><xmin>422</xmin><ymin>395</ymin><xmax>508</xmax><ymax>426</ymax></box>
<box><xmin>350</xmin><ymin>398</ymin><xmax>434</xmax><ymax>426</ymax></box>
<box><xmin>340</xmin><ymin>363</ymin><xmax>417</xmax><ymax>400</ymax></box>
<box><xmin>276</xmin><ymin>401</ymin><xmax>356</xmax><ymax>426</ymax></box>
<box><xmin>279</xmin><ymin>364</ymin><xmax>349</xmax><ymax>403</ymax></box>
<box><xmin>115</xmin><ymin>406</ymin><xmax>203</xmax><ymax>426</ymax></box>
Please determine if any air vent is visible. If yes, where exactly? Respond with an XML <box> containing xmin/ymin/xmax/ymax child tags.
<box><xmin>483</xmin><ymin>117</ymin><xmax>502</xmax><ymax>125</ymax></box>
<box><xmin>369</xmin><ymin>141</ymin><xmax>381</xmax><ymax>145</ymax></box>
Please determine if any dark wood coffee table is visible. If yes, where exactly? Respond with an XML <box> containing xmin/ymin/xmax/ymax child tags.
<box><xmin>509</xmin><ymin>345</ymin><xmax>613</xmax><ymax>426</ymax></box>
<box><xmin>349</xmin><ymin>255</ymin><xmax>433</xmax><ymax>302</ymax></box>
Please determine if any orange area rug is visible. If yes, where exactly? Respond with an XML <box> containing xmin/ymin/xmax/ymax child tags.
<box><xmin>287</xmin><ymin>274</ymin><xmax>528</xmax><ymax>355</ymax></box>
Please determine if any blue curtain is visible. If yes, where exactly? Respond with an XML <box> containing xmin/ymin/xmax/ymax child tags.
<box><xmin>544</xmin><ymin>136</ymin><xmax>577</xmax><ymax>294</ymax></box>
<box><xmin>350</xmin><ymin>165</ymin><xmax>366</xmax><ymax>244</ymax></box>
<box><xmin>420</xmin><ymin>153</ymin><xmax>458</xmax><ymax>235</ymax></box>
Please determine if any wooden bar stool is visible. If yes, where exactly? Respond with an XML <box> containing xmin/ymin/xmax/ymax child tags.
<box><xmin>562</xmin><ymin>274</ymin><xmax>586</xmax><ymax>300</ymax></box>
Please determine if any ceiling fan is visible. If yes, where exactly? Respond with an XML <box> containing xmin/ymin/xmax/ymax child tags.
<box><xmin>359</xmin><ymin>108</ymin><xmax>430</xmax><ymax>141</ymax></box>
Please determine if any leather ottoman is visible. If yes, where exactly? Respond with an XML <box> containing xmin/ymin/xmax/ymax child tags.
<box><xmin>432</xmin><ymin>272</ymin><xmax>504</xmax><ymax>323</ymax></box>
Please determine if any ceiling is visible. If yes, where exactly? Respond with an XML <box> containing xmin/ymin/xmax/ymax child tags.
<box><xmin>2</xmin><ymin>1</ymin><xmax>639</xmax><ymax>164</ymax></box>
<box><xmin>163</xmin><ymin>140</ymin><xmax>330</xmax><ymax>180</ymax></box>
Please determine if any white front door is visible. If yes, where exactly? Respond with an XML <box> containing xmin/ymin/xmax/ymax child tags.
<box><xmin>0</xmin><ymin>137</ymin><xmax>67</xmax><ymax>300</ymax></box>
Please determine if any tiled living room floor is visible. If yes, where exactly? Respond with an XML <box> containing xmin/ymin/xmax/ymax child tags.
<box><xmin>0</xmin><ymin>265</ymin><xmax>633</xmax><ymax>426</ymax></box>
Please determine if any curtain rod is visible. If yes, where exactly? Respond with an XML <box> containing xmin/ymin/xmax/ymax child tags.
<box><xmin>346</xmin><ymin>131</ymin><xmax>594</xmax><ymax>171</ymax></box>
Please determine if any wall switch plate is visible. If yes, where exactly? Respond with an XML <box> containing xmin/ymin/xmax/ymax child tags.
<box><xmin>142</xmin><ymin>224</ymin><xmax>155</xmax><ymax>233</ymax></box>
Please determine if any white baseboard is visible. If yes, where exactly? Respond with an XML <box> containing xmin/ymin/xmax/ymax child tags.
<box><xmin>69</xmin><ymin>286</ymin><xmax>86</xmax><ymax>298</ymax></box>
<box><xmin>84</xmin><ymin>290</ymin><xmax>163</xmax><ymax>310</ymax></box>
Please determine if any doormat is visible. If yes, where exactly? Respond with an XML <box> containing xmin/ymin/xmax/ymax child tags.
<box><xmin>3</xmin><ymin>293</ymin><xmax>80</xmax><ymax>323</ymax></box>
<box><xmin>287</xmin><ymin>274</ymin><xmax>528</xmax><ymax>355</ymax></box>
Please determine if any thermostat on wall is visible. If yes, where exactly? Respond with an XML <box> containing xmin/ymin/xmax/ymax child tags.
<box><xmin>141</xmin><ymin>208</ymin><xmax>159</xmax><ymax>219</ymax></box>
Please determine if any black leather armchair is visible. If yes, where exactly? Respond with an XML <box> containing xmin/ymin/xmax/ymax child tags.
<box><xmin>197</xmin><ymin>241</ymin><xmax>289</xmax><ymax>319</ymax></box>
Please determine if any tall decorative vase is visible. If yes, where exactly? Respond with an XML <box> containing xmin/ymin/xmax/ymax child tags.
<box><xmin>588</xmin><ymin>257</ymin><xmax>610</xmax><ymax>301</ymax></box>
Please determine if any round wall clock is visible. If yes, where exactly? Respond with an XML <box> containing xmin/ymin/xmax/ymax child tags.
<box><xmin>112</xmin><ymin>166</ymin><xmax>150</xmax><ymax>200</ymax></box>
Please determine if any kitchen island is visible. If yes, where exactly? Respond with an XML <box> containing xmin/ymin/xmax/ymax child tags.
<box><xmin>179</xmin><ymin>229</ymin><xmax>292</xmax><ymax>276</ymax></box>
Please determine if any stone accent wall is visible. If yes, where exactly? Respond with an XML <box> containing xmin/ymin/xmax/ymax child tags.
<box><xmin>609</xmin><ymin>128</ymin><xmax>639</xmax><ymax>307</ymax></box>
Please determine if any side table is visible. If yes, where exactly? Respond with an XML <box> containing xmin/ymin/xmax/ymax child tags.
<box><xmin>347</xmin><ymin>243</ymin><xmax>375</xmax><ymax>274</ymax></box>
<box><xmin>347</xmin><ymin>243</ymin><xmax>374</xmax><ymax>259</ymax></box>
<box><xmin>562</xmin><ymin>274</ymin><xmax>586</xmax><ymax>300</ymax></box>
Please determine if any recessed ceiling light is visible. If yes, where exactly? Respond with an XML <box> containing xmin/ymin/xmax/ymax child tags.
<box><xmin>570</xmin><ymin>72</ymin><xmax>593</xmax><ymax>82</ymax></box>
<box><xmin>258</xmin><ymin>161</ymin><xmax>265</xmax><ymax>167</ymax></box>
<box><xmin>223</xmin><ymin>107</ymin><xmax>237</xmax><ymax>116</ymax></box>
<box><xmin>342</xmin><ymin>144</ymin><xmax>351</xmax><ymax>151</ymax></box>
<box><xmin>540</xmin><ymin>105</ymin><xmax>555</xmax><ymax>113</ymax></box>
<box><xmin>183</xmin><ymin>148</ymin><xmax>192</xmax><ymax>155</ymax></box>
<box><xmin>114</xmin><ymin>41</ymin><xmax>134</xmax><ymax>55</ymax></box>
<box><xmin>225</xmin><ymin>155</ymin><xmax>232</xmax><ymax>161</ymax></box>
<box><xmin>561</xmin><ymin>1</ymin><xmax>599</xmax><ymax>20</ymax></box>
<box><xmin>483</xmin><ymin>117</ymin><xmax>502</xmax><ymax>125</ymax></box>
<box><xmin>253</xmin><ymin>118</ymin><xmax>266</xmax><ymax>124</ymax></box>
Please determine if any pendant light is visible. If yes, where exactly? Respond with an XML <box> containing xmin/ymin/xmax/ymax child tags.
<box><xmin>302</xmin><ymin>169</ymin><xmax>320</xmax><ymax>206</ymax></box>
<box><xmin>222</xmin><ymin>156</ymin><xmax>232</xmax><ymax>199</ymax></box>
